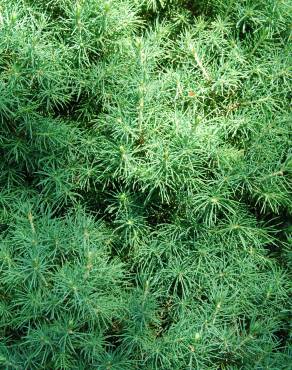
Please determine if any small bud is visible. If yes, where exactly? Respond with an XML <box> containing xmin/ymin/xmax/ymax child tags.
<box><xmin>11</xmin><ymin>11</ymin><xmax>17</xmax><ymax>23</ymax></box>
<box><xmin>76</xmin><ymin>4</ymin><xmax>81</xmax><ymax>18</ymax></box>
<box><xmin>210</xmin><ymin>197</ymin><xmax>219</xmax><ymax>204</ymax></box>
<box><xmin>195</xmin><ymin>332</ymin><xmax>201</xmax><ymax>341</ymax></box>
<box><xmin>104</xmin><ymin>2</ymin><xmax>111</xmax><ymax>13</ymax></box>
<box><xmin>119</xmin><ymin>193</ymin><xmax>127</xmax><ymax>202</ymax></box>
<box><xmin>163</xmin><ymin>149</ymin><xmax>169</xmax><ymax>160</ymax></box>
<box><xmin>267</xmin><ymin>290</ymin><xmax>271</xmax><ymax>298</ymax></box>
<box><xmin>135</xmin><ymin>37</ymin><xmax>142</xmax><ymax>48</ymax></box>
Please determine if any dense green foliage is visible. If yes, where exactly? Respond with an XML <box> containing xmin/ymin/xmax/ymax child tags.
<box><xmin>0</xmin><ymin>0</ymin><xmax>291</xmax><ymax>368</ymax></box>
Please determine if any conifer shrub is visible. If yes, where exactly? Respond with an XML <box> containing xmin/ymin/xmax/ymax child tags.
<box><xmin>0</xmin><ymin>0</ymin><xmax>291</xmax><ymax>368</ymax></box>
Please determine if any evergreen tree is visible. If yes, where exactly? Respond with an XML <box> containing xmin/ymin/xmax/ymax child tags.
<box><xmin>0</xmin><ymin>0</ymin><xmax>291</xmax><ymax>368</ymax></box>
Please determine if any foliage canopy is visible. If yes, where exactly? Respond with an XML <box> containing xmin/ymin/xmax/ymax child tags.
<box><xmin>0</xmin><ymin>0</ymin><xmax>291</xmax><ymax>368</ymax></box>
